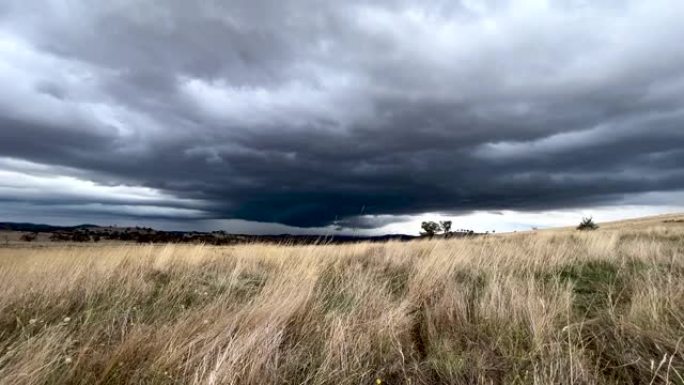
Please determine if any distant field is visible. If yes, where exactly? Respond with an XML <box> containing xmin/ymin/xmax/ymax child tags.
<box><xmin>1</xmin><ymin>215</ymin><xmax>683</xmax><ymax>384</ymax></box>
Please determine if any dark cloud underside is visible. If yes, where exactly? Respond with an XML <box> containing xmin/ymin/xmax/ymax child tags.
<box><xmin>0</xmin><ymin>0</ymin><xmax>683</xmax><ymax>228</ymax></box>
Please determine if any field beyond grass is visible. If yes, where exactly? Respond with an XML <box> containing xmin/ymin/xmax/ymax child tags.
<box><xmin>1</xmin><ymin>221</ymin><xmax>684</xmax><ymax>384</ymax></box>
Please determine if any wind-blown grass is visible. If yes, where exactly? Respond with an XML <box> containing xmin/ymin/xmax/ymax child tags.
<box><xmin>0</xmin><ymin>225</ymin><xmax>683</xmax><ymax>384</ymax></box>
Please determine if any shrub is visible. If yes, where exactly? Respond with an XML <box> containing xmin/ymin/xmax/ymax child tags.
<box><xmin>577</xmin><ymin>216</ymin><xmax>599</xmax><ymax>231</ymax></box>
<box><xmin>20</xmin><ymin>232</ymin><xmax>37</xmax><ymax>242</ymax></box>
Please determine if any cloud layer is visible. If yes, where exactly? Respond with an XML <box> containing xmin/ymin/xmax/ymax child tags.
<box><xmin>1</xmin><ymin>0</ymin><xmax>683</xmax><ymax>229</ymax></box>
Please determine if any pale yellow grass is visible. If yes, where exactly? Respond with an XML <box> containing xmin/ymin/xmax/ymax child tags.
<box><xmin>0</xmin><ymin>223</ymin><xmax>683</xmax><ymax>384</ymax></box>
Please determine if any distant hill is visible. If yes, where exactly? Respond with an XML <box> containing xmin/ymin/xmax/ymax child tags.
<box><xmin>532</xmin><ymin>212</ymin><xmax>684</xmax><ymax>233</ymax></box>
<box><xmin>0</xmin><ymin>222</ymin><xmax>418</xmax><ymax>245</ymax></box>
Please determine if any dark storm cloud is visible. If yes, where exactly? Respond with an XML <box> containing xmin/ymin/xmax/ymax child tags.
<box><xmin>1</xmin><ymin>0</ymin><xmax>684</xmax><ymax>228</ymax></box>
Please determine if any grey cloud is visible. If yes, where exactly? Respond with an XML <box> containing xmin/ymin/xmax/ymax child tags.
<box><xmin>1</xmin><ymin>0</ymin><xmax>684</xmax><ymax>229</ymax></box>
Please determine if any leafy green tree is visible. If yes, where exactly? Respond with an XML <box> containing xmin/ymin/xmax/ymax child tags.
<box><xmin>440</xmin><ymin>221</ymin><xmax>452</xmax><ymax>237</ymax></box>
<box><xmin>421</xmin><ymin>221</ymin><xmax>441</xmax><ymax>237</ymax></box>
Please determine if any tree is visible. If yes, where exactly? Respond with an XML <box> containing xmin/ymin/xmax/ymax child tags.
<box><xmin>440</xmin><ymin>221</ymin><xmax>452</xmax><ymax>237</ymax></box>
<box><xmin>421</xmin><ymin>221</ymin><xmax>441</xmax><ymax>237</ymax></box>
<box><xmin>577</xmin><ymin>217</ymin><xmax>599</xmax><ymax>231</ymax></box>
<box><xmin>440</xmin><ymin>221</ymin><xmax>452</xmax><ymax>233</ymax></box>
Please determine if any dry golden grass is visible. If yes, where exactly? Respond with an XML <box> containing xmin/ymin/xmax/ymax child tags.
<box><xmin>1</xmin><ymin>219</ymin><xmax>684</xmax><ymax>384</ymax></box>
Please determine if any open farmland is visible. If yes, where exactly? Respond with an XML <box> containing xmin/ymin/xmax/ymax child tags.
<box><xmin>0</xmin><ymin>215</ymin><xmax>683</xmax><ymax>384</ymax></box>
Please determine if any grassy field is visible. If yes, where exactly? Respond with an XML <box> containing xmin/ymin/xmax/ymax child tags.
<box><xmin>1</xmin><ymin>216</ymin><xmax>683</xmax><ymax>384</ymax></box>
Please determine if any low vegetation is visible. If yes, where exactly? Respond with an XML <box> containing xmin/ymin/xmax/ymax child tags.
<box><xmin>0</xmin><ymin>219</ymin><xmax>683</xmax><ymax>384</ymax></box>
<box><xmin>577</xmin><ymin>217</ymin><xmax>600</xmax><ymax>231</ymax></box>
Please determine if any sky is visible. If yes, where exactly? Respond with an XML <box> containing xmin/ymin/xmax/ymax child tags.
<box><xmin>1</xmin><ymin>0</ymin><xmax>683</xmax><ymax>235</ymax></box>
